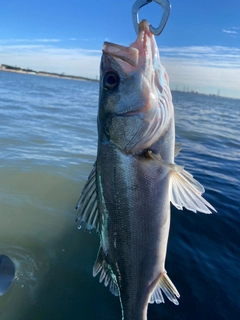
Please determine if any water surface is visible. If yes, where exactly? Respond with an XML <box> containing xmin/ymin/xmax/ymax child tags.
<box><xmin>0</xmin><ymin>71</ymin><xmax>239</xmax><ymax>319</ymax></box>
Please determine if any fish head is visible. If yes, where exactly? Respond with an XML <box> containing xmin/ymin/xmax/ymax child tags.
<box><xmin>98</xmin><ymin>20</ymin><xmax>173</xmax><ymax>154</ymax></box>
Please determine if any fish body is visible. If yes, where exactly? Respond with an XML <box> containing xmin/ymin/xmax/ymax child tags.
<box><xmin>76</xmin><ymin>20</ymin><xmax>215</xmax><ymax>320</ymax></box>
<box><xmin>96</xmin><ymin>142</ymin><xmax>174</xmax><ymax>320</ymax></box>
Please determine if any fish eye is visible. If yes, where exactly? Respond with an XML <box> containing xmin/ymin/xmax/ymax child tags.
<box><xmin>103</xmin><ymin>71</ymin><xmax>119</xmax><ymax>90</ymax></box>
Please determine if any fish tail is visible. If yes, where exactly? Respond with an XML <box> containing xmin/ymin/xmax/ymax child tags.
<box><xmin>149</xmin><ymin>272</ymin><xmax>180</xmax><ymax>305</ymax></box>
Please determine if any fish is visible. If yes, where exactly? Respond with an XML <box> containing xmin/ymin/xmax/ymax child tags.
<box><xmin>76</xmin><ymin>19</ymin><xmax>216</xmax><ymax>320</ymax></box>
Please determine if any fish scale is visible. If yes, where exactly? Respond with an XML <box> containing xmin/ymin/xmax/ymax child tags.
<box><xmin>97</xmin><ymin>142</ymin><xmax>172</xmax><ymax>320</ymax></box>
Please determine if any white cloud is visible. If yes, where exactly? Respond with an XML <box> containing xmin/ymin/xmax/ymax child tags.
<box><xmin>0</xmin><ymin>38</ymin><xmax>62</xmax><ymax>44</ymax></box>
<box><xmin>222</xmin><ymin>27</ymin><xmax>239</xmax><ymax>36</ymax></box>
<box><xmin>158</xmin><ymin>46</ymin><xmax>240</xmax><ymax>98</ymax></box>
<box><xmin>222</xmin><ymin>29</ymin><xmax>238</xmax><ymax>34</ymax></box>
<box><xmin>159</xmin><ymin>46</ymin><xmax>240</xmax><ymax>68</ymax></box>
<box><xmin>163</xmin><ymin>58</ymin><xmax>240</xmax><ymax>91</ymax></box>
<box><xmin>34</xmin><ymin>39</ymin><xmax>61</xmax><ymax>43</ymax></box>
<box><xmin>0</xmin><ymin>44</ymin><xmax>101</xmax><ymax>78</ymax></box>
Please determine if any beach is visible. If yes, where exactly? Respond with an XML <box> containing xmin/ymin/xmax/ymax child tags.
<box><xmin>0</xmin><ymin>64</ymin><xmax>97</xmax><ymax>82</ymax></box>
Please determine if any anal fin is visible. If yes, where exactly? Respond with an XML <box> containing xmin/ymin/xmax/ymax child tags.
<box><xmin>149</xmin><ymin>272</ymin><xmax>180</xmax><ymax>305</ymax></box>
<box><xmin>93</xmin><ymin>247</ymin><xmax>119</xmax><ymax>297</ymax></box>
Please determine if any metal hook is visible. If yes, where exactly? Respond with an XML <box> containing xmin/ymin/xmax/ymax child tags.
<box><xmin>132</xmin><ymin>0</ymin><xmax>171</xmax><ymax>36</ymax></box>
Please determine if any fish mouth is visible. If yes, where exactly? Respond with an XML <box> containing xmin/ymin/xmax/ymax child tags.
<box><xmin>130</xmin><ymin>19</ymin><xmax>153</xmax><ymax>50</ymax></box>
<box><xmin>103</xmin><ymin>42</ymin><xmax>139</xmax><ymax>67</ymax></box>
<box><xmin>103</xmin><ymin>20</ymin><xmax>156</xmax><ymax>72</ymax></box>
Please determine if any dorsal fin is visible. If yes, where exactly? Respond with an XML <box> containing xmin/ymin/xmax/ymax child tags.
<box><xmin>93</xmin><ymin>247</ymin><xmax>119</xmax><ymax>297</ymax></box>
<box><xmin>75</xmin><ymin>163</ymin><xmax>100</xmax><ymax>232</ymax></box>
<box><xmin>174</xmin><ymin>143</ymin><xmax>182</xmax><ymax>157</ymax></box>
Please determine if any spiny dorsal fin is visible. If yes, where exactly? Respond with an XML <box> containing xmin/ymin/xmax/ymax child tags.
<box><xmin>147</xmin><ymin>151</ymin><xmax>216</xmax><ymax>214</ymax></box>
<box><xmin>93</xmin><ymin>247</ymin><xmax>119</xmax><ymax>297</ymax></box>
<box><xmin>149</xmin><ymin>272</ymin><xmax>180</xmax><ymax>305</ymax></box>
<box><xmin>75</xmin><ymin>163</ymin><xmax>100</xmax><ymax>232</ymax></box>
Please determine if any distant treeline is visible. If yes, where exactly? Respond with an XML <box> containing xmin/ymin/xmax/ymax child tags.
<box><xmin>1</xmin><ymin>64</ymin><xmax>36</xmax><ymax>73</ymax></box>
<box><xmin>0</xmin><ymin>64</ymin><xmax>98</xmax><ymax>82</ymax></box>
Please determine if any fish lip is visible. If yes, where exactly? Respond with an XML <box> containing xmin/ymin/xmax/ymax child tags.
<box><xmin>103</xmin><ymin>41</ymin><xmax>139</xmax><ymax>67</ymax></box>
<box><xmin>137</xmin><ymin>19</ymin><xmax>152</xmax><ymax>38</ymax></box>
<box><xmin>130</xmin><ymin>20</ymin><xmax>154</xmax><ymax>56</ymax></box>
<box><xmin>102</xmin><ymin>21</ymin><xmax>155</xmax><ymax>70</ymax></box>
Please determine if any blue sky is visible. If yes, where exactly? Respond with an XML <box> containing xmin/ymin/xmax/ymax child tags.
<box><xmin>0</xmin><ymin>0</ymin><xmax>240</xmax><ymax>98</ymax></box>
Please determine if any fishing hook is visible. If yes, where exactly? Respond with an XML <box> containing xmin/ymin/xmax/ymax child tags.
<box><xmin>132</xmin><ymin>0</ymin><xmax>171</xmax><ymax>36</ymax></box>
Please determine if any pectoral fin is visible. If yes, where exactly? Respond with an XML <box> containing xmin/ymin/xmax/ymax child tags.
<box><xmin>149</xmin><ymin>272</ymin><xmax>180</xmax><ymax>305</ymax></box>
<box><xmin>93</xmin><ymin>247</ymin><xmax>119</xmax><ymax>297</ymax></box>
<box><xmin>147</xmin><ymin>151</ymin><xmax>216</xmax><ymax>213</ymax></box>
<box><xmin>75</xmin><ymin>163</ymin><xmax>100</xmax><ymax>232</ymax></box>
<box><xmin>170</xmin><ymin>169</ymin><xmax>216</xmax><ymax>213</ymax></box>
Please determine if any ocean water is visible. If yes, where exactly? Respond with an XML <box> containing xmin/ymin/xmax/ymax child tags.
<box><xmin>0</xmin><ymin>70</ymin><xmax>239</xmax><ymax>320</ymax></box>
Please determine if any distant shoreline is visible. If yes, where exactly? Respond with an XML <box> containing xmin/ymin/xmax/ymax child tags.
<box><xmin>0</xmin><ymin>64</ymin><xmax>98</xmax><ymax>82</ymax></box>
<box><xmin>0</xmin><ymin>64</ymin><xmax>238</xmax><ymax>100</ymax></box>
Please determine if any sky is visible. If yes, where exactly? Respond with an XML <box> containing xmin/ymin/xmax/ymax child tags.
<box><xmin>0</xmin><ymin>0</ymin><xmax>240</xmax><ymax>98</ymax></box>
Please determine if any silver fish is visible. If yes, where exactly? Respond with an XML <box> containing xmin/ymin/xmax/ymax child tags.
<box><xmin>76</xmin><ymin>20</ymin><xmax>216</xmax><ymax>320</ymax></box>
